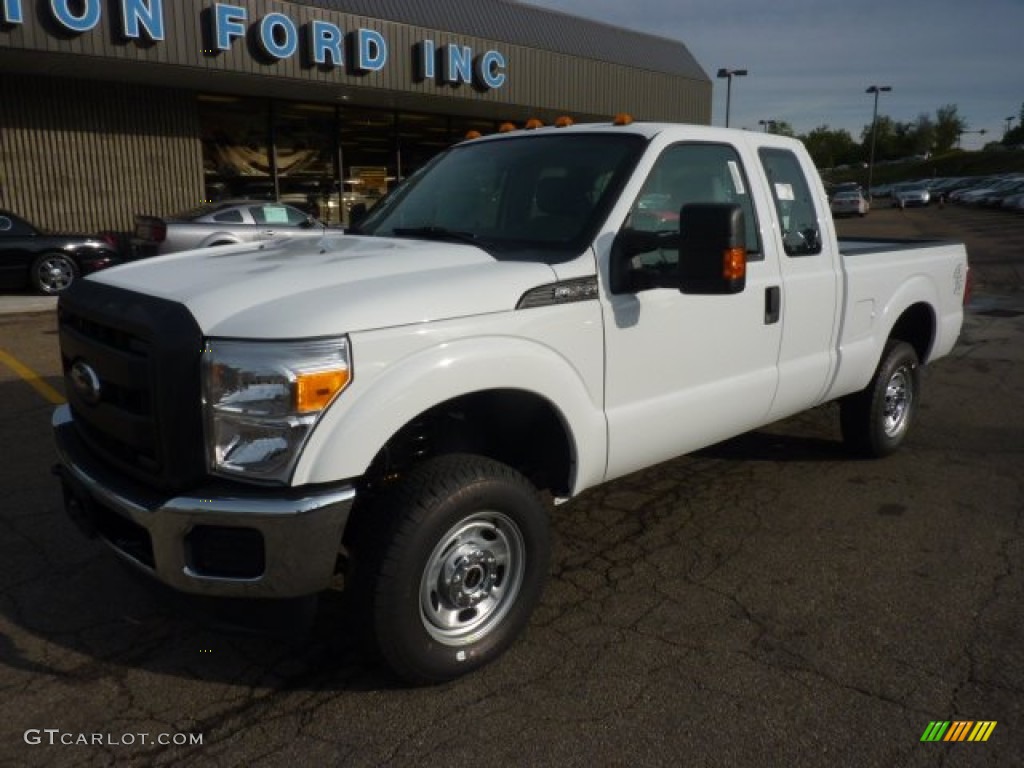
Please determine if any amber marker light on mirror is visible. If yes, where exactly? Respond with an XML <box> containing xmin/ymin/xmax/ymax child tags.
<box><xmin>296</xmin><ymin>368</ymin><xmax>350</xmax><ymax>413</ymax></box>
<box><xmin>723</xmin><ymin>247</ymin><xmax>746</xmax><ymax>280</ymax></box>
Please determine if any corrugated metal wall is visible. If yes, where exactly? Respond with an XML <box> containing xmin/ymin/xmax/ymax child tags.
<box><xmin>0</xmin><ymin>77</ymin><xmax>203</xmax><ymax>233</ymax></box>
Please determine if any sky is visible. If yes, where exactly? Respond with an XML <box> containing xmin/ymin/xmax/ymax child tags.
<box><xmin>524</xmin><ymin>0</ymin><xmax>1023</xmax><ymax>150</ymax></box>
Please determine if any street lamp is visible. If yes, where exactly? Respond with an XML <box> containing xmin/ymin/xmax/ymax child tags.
<box><xmin>865</xmin><ymin>85</ymin><xmax>892</xmax><ymax>200</ymax></box>
<box><xmin>717</xmin><ymin>68</ymin><xmax>748</xmax><ymax>128</ymax></box>
<box><xmin>1006</xmin><ymin>116</ymin><xmax>1016</xmax><ymax>137</ymax></box>
<box><xmin>758</xmin><ymin>119</ymin><xmax>776</xmax><ymax>133</ymax></box>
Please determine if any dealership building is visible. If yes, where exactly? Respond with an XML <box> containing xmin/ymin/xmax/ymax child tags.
<box><xmin>0</xmin><ymin>0</ymin><xmax>710</xmax><ymax>231</ymax></box>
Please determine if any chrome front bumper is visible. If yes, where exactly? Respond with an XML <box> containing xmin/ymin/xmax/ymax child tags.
<box><xmin>52</xmin><ymin>405</ymin><xmax>355</xmax><ymax>598</ymax></box>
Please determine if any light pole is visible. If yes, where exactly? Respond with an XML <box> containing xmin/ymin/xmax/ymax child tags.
<box><xmin>758</xmin><ymin>119</ymin><xmax>776</xmax><ymax>133</ymax></box>
<box><xmin>1006</xmin><ymin>116</ymin><xmax>1016</xmax><ymax>137</ymax></box>
<box><xmin>865</xmin><ymin>85</ymin><xmax>892</xmax><ymax>200</ymax></box>
<box><xmin>717</xmin><ymin>68</ymin><xmax>748</xmax><ymax>128</ymax></box>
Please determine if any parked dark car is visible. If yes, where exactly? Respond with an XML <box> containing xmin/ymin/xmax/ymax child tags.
<box><xmin>0</xmin><ymin>210</ymin><xmax>122</xmax><ymax>295</ymax></box>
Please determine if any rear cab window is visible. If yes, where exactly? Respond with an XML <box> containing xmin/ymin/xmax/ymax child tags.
<box><xmin>758</xmin><ymin>148</ymin><xmax>823</xmax><ymax>257</ymax></box>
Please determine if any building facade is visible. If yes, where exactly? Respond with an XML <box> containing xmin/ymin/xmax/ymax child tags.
<box><xmin>1</xmin><ymin>0</ymin><xmax>710</xmax><ymax>231</ymax></box>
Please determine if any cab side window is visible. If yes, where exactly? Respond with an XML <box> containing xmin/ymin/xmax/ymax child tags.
<box><xmin>758</xmin><ymin>148</ymin><xmax>822</xmax><ymax>257</ymax></box>
<box><xmin>624</xmin><ymin>143</ymin><xmax>761</xmax><ymax>281</ymax></box>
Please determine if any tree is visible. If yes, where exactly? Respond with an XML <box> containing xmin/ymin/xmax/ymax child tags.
<box><xmin>909</xmin><ymin>113</ymin><xmax>936</xmax><ymax>155</ymax></box>
<box><xmin>764</xmin><ymin>120</ymin><xmax>795</xmax><ymax>137</ymax></box>
<box><xmin>934</xmin><ymin>104</ymin><xmax>966</xmax><ymax>153</ymax></box>
<box><xmin>860</xmin><ymin>115</ymin><xmax>899</xmax><ymax>162</ymax></box>
<box><xmin>1003</xmin><ymin>101</ymin><xmax>1024</xmax><ymax>146</ymax></box>
<box><xmin>800</xmin><ymin>125</ymin><xmax>859</xmax><ymax>168</ymax></box>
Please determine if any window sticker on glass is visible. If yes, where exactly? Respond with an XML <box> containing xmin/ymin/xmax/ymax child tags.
<box><xmin>264</xmin><ymin>206</ymin><xmax>290</xmax><ymax>224</ymax></box>
<box><xmin>727</xmin><ymin>161</ymin><xmax>745</xmax><ymax>195</ymax></box>
<box><xmin>774</xmin><ymin>183</ymin><xmax>795</xmax><ymax>202</ymax></box>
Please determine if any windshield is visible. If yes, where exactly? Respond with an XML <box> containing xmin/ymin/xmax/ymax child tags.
<box><xmin>358</xmin><ymin>132</ymin><xmax>647</xmax><ymax>261</ymax></box>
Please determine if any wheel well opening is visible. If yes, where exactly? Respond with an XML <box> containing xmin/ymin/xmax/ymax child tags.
<box><xmin>889</xmin><ymin>303</ymin><xmax>935</xmax><ymax>363</ymax></box>
<box><xmin>363</xmin><ymin>389</ymin><xmax>575</xmax><ymax>498</ymax></box>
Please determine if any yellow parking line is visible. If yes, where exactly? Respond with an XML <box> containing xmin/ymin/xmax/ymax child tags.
<box><xmin>0</xmin><ymin>348</ymin><xmax>66</xmax><ymax>405</ymax></box>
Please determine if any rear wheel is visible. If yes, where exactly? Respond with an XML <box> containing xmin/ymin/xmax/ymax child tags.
<box><xmin>840</xmin><ymin>340</ymin><xmax>920</xmax><ymax>457</ymax></box>
<box><xmin>348</xmin><ymin>454</ymin><xmax>550</xmax><ymax>684</ymax></box>
<box><xmin>31</xmin><ymin>252</ymin><xmax>78</xmax><ymax>295</ymax></box>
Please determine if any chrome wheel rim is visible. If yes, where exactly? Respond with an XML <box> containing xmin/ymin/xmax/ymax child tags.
<box><xmin>883</xmin><ymin>366</ymin><xmax>913</xmax><ymax>438</ymax></box>
<box><xmin>37</xmin><ymin>256</ymin><xmax>74</xmax><ymax>294</ymax></box>
<box><xmin>420</xmin><ymin>511</ymin><xmax>525</xmax><ymax>646</ymax></box>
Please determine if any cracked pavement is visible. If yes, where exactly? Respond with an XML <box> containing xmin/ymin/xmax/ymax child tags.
<box><xmin>0</xmin><ymin>206</ymin><xmax>1021</xmax><ymax>766</ymax></box>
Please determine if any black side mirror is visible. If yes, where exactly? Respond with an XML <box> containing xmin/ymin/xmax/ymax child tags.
<box><xmin>678</xmin><ymin>203</ymin><xmax>746</xmax><ymax>295</ymax></box>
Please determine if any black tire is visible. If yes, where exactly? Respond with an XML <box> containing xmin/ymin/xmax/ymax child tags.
<box><xmin>840</xmin><ymin>340</ymin><xmax>920</xmax><ymax>458</ymax></box>
<box><xmin>31</xmin><ymin>252</ymin><xmax>79</xmax><ymax>295</ymax></box>
<box><xmin>348</xmin><ymin>454</ymin><xmax>550</xmax><ymax>685</ymax></box>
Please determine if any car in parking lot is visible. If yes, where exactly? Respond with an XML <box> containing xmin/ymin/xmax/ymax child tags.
<box><xmin>977</xmin><ymin>179</ymin><xmax>1024</xmax><ymax>207</ymax></box>
<box><xmin>0</xmin><ymin>210</ymin><xmax>122</xmax><ymax>295</ymax></box>
<box><xmin>892</xmin><ymin>185</ymin><xmax>930</xmax><ymax>208</ymax></box>
<box><xmin>133</xmin><ymin>200</ymin><xmax>326</xmax><ymax>257</ymax></box>
<box><xmin>830</xmin><ymin>189</ymin><xmax>869</xmax><ymax>217</ymax></box>
<box><xmin>953</xmin><ymin>176</ymin><xmax>1024</xmax><ymax>205</ymax></box>
<box><xmin>1002</xmin><ymin>191</ymin><xmax>1024</xmax><ymax>212</ymax></box>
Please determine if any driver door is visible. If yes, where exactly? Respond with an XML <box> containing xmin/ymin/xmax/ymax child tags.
<box><xmin>602</xmin><ymin>142</ymin><xmax>783</xmax><ymax>481</ymax></box>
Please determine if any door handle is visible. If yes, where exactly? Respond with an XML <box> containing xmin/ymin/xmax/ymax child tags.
<box><xmin>765</xmin><ymin>286</ymin><xmax>781</xmax><ymax>324</ymax></box>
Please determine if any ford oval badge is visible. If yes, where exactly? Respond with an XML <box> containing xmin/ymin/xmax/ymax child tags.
<box><xmin>70</xmin><ymin>360</ymin><xmax>102</xmax><ymax>405</ymax></box>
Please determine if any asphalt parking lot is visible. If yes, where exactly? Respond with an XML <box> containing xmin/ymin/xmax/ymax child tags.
<box><xmin>1</xmin><ymin>205</ymin><xmax>1022</xmax><ymax>767</ymax></box>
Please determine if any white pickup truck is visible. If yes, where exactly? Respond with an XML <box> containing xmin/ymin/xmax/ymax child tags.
<box><xmin>52</xmin><ymin>121</ymin><xmax>968</xmax><ymax>684</ymax></box>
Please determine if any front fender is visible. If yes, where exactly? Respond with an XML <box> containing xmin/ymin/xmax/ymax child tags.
<box><xmin>293</xmin><ymin>334</ymin><xmax>607</xmax><ymax>495</ymax></box>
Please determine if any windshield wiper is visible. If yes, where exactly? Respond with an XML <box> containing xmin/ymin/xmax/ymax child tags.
<box><xmin>391</xmin><ymin>226</ymin><xmax>481</xmax><ymax>246</ymax></box>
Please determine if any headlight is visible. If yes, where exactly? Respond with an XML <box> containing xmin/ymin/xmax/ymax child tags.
<box><xmin>202</xmin><ymin>337</ymin><xmax>352</xmax><ymax>483</ymax></box>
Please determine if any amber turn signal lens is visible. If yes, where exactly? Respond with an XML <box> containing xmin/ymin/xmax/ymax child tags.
<box><xmin>722</xmin><ymin>247</ymin><xmax>746</xmax><ymax>280</ymax></box>
<box><xmin>296</xmin><ymin>369</ymin><xmax>349</xmax><ymax>413</ymax></box>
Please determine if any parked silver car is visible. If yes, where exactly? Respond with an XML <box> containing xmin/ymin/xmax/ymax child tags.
<box><xmin>830</xmin><ymin>190</ymin><xmax>869</xmax><ymax>217</ymax></box>
<box><xmin>133</xmin><ymin>200</ymin><xmax>326</xmax><ymax>257</ymax></box>
<box><xmin>892</xmin><ymin>185</ymin><xmax>930</xmax><ymax>208</ymax></box>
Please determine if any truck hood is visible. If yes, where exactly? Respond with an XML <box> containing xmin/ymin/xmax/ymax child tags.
<box><xmin>92</xmin><ymin>234</ymin><xmax>558</xmax><ymax>337</ymax></box>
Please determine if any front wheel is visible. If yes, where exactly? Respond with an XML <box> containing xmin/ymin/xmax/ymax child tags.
<box><xmin>840</xmin><ymin>340</ymin><xmax>920</xmax><ymax>458</ymax></box>
<box><xmin>31</xmin><ymin>252</ymin><xmax>79</xmax><ymax>295</ymax></box>
<box><xmin>348</xmin><ymin>454</ymin><xmax>550</xmax><ymax>684</ymax></box>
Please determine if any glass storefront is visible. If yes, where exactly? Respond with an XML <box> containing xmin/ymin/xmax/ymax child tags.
<box><xmin>199</xmin><ymin>95</ymin><xmax>504</xmax><ymax>226</ymax></box>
